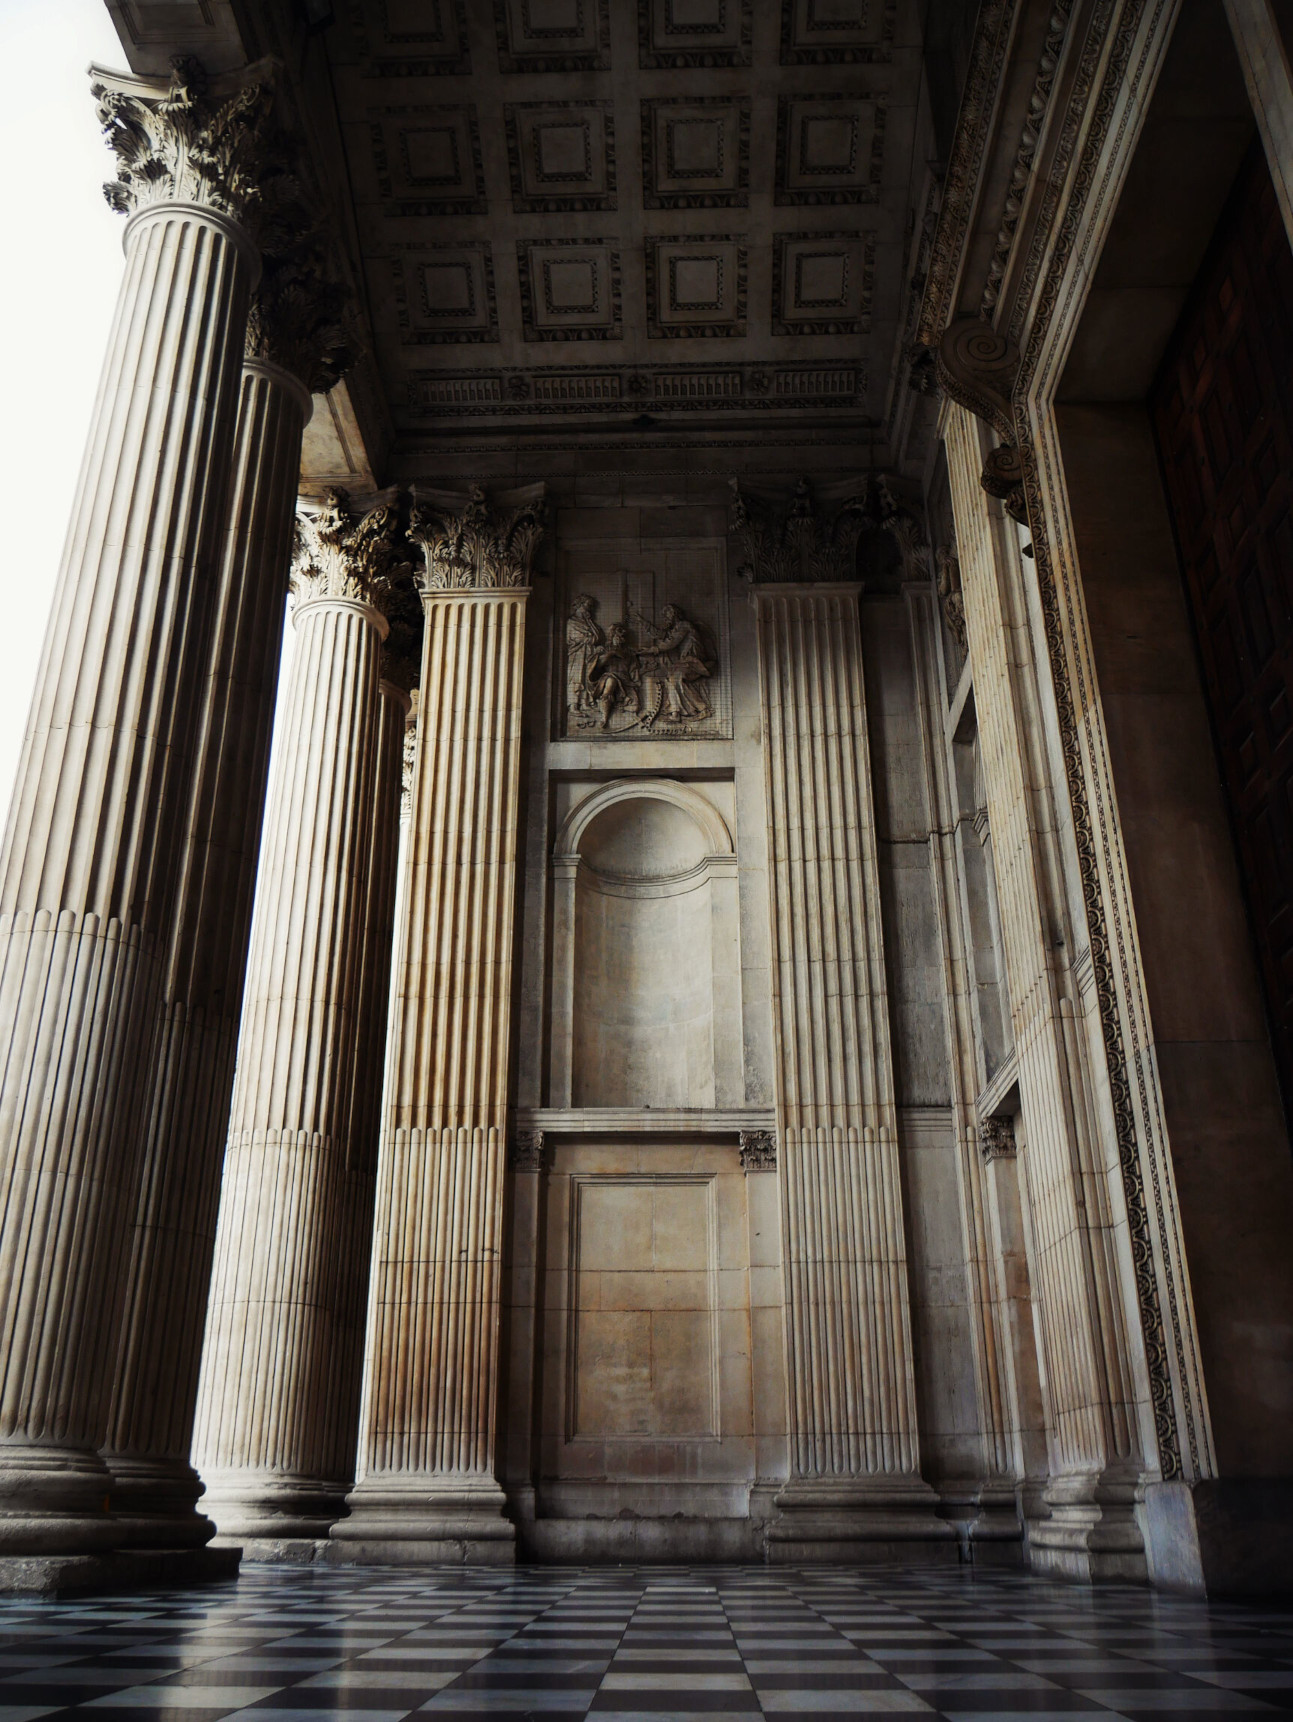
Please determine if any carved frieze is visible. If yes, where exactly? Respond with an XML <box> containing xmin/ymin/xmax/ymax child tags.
<box><xmin>410</xmin><ymin>483</ymin><xmax>547</xmax><ymax>592</ymax></box>
<box><xmin>739</xmin><ymin>1129</ymin><xmax>777</xmax><ymax>1172</ymax></box>
<box><xmin>409</xmin><ymin>362</ymin><xmax>866</xmax><ymax>416</ymax></box>
<box><xmin>291</xmin><ymin>489</ymin><xmax>408</xmax><ymax>614</ymax></box>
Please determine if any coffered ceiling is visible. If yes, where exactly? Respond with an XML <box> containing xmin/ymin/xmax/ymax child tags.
<box><xmin>316</xmin><ymin>0</ymin><xmax>937</xmax><ymax>456</ymax></box>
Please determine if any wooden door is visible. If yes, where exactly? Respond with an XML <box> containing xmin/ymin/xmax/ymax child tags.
<box><xmin>1153</xmin><ymin>146</ymin><xmax>1293</xmax><ymax>1124</ymax></box>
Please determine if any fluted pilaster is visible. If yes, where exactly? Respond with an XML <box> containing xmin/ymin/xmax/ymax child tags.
<box><xmin>336</xmin><ymin>484</ymin><xmax>545</xmax><ymax>1564</ymax></box>
<box><xmin>192</xmin><ymin>491</ymin><xmax>405</xmax><ymax>1547</ymax></box>
<box><xmin>100</xmin><ymin>354</ymin><xmax>313</xmax><ymax>1548</ymax></box>
<box><xmin>0</xmin><ymin>60</ymin><xmax>273</xmax><ymax>1554</ymax></box>
<box><xmin>751</xmin><ymin>581</ymin><xmax>949</xmax><ymax>1559</ymax></box>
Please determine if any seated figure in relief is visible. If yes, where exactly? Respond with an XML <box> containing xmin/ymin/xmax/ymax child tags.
<box><xmin>588</xmin><ymin>623</ymin><xmax>640</xmax><ymax>731</ymax></box>
<box><xmin>634</xmin><ymin>603</ymin><xmax>715</xmax><ymax>726</ymax></box>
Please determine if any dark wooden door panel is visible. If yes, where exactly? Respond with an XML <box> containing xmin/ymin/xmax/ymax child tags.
<box><xmin>1153</xmin><ymin>147</ymin><xmax>1293</xmax><ymax>1124</ymax></box>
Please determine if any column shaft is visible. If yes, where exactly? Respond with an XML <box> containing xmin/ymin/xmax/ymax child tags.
<box><xmin>0</xmin><ymin>202</ymin><xmax>253</xmax><ymax>1552</ymax></box>
<box><xmin>752</xmin><ymin>582</ymin><xmax>949</xmax><ymax>1559</ymax></box>
<box><xmin>338</xmin><ymin>590</ymin><xmax>527</xmax><ymax>1563</ymax></box>
<box><xmin>192</xmin><ymin>585</ymin><xmax>387</xmax><ymax>1546</ymax></box>
<box><xmin>101</xmin><ymin>357</ymin><xmax>309</xmax><ymax>1546</ymax></box>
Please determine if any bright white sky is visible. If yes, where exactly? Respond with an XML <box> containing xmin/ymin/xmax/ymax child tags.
<box><xmin>0</xmin><ymin>0</ymin><xmax>139</xmax><ymax>821</ymax></box>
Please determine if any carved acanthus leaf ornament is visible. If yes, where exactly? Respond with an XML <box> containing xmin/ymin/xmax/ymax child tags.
<box><xmin>409</xmin><ymin>484</ymin><xmax>547</xmax><ymax>593</ymax></box>
<box><xmin>729</xmin><ymin>472</ymin><xmax>929</xmax><ymax>585</ymax></box>
<box><xmin>291</xmin><ymin>488</ymin><xmax>407</xmax><ymax>615</ymax></box>
<box><xmin>247</xmin><ymin>225</ymin><xmax>353</xmax><ymax>395</ymax></box>
<box><xmin>93</xmin><ymin>56</ymin><xmax>293</xmax><ymax>231</ymax></box>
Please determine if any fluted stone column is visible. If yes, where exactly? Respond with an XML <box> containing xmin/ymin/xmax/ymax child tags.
<box><xmin>730</xmin><ymin>479</ymin><xmax>950</xmax><ymax>1560</ymax></box>
<box><xmin>0</xmin><ymin>60</ymin><xmax>276</xmax><ymax>1557</ymax></box>
<box><xmin>335</xmin><ymin>484</ymin><xmax>545</xmax><ymax>1565</ymax></box>
<box><xmin>101</xmin><ymin>241</ymin><xmax>351</xmax><ymax>1548</ymax></box>
<box><xmin>191</xmin><ymin>490</ymin><xmax>406</xmax><ymax>1551</ymax></box>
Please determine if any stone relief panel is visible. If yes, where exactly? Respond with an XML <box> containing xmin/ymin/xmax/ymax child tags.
<box><xmin>505</xmin><ymin>102</ymin><xmax>617</xmax><ymax>212</ymax></box>
<box><xmin>368</xmin><ymin>105</ymin><xmax>486</xmax><ymax>215</ymax></box>
<box><xmin>772</xmin><ymin>230</ymin><xmax>876</xmax><ymax>334</ymax></box>
<box><xmin>558</xmin><ymin>551</ymin><xmax>730</xmax><ymax>739</ymax></box>
<box><xmin>518</xmin><ymin>240</ymin><xmax>624</xmax><ymax>341</ymax></box>
<box><xmin>638</xmin><ymin>0</ymin><xmax>753</xmax><ymax>67</ymax></box>
<box><xmin>775</xmin><ymin>94</ymin><xmax>886</xmax><ymax>204</ymax></box>
<box><xmin>641</xmin><ymin>99</ymin><xmax>750</xmax><ymax>209</ymax></box>
<box><xmin>388</xmin><ymin>244</ymin><xmax>498</xmax><ymax>343</ymax></box>
<box><xmin>493</xmin><ymin>0</ymin><xmax>612</xmax><ymax>72</ymax></box>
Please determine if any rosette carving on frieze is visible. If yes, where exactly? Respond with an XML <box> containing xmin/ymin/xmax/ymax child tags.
<box><xmin>92</xmin><ymin>55</ymin><xmax>297</xmax><ymax>233</ymax></box>
<box><xmin>291</xmin><ymin>488</ymin><xmax>409</xmax><ymax>615</ymax></box>
<box><xmin>408</xmin><ymin>484</ymin><xmax>547</xmax><ymax>594</ymax></box>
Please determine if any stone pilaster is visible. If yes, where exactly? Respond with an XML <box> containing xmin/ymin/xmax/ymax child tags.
<box><xmin>731</xmin><ymin>477</ymin><xmax>948</xmax><ymax>1560</ymax></box>
<box><xmin>101</xmin><ymin>233</ymin><xmax>352</xmax><ymax>1548</ymax></box>
<box><xmin>754</xmin><ymin>583</ymin><xmax>949</xmax><ymax>1558</ymax></box>
<box><xmin>335</xmin><ymin>483</ymin><xmax>545</xmax><ymax>1564</ymax></box>
<box><xmin>191</xmin><ymin>489</ymin><xmax>406</xmax><ymax>1551</ymax></box>
<box><xmin>0</xmin><ymin>58</ymin><xmax>274</xmax><ymax>1555</ymax></box>
<box><xmin>943</xmin><ymin>403</ymin><xmax>1147</xmax><ymax>1579</ymax></box>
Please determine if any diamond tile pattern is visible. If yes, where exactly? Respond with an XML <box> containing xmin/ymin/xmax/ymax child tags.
<box><xmin>0</xmin><ymin>1565</ymin><xmax>1289</xmax><ymax>1722</ymax></box>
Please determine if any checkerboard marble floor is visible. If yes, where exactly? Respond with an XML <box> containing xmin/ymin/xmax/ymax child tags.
<box><xmin>0</xmin><ymin>1562</ymin><xmax>1290</xmax><ymax>1722</ymax></box>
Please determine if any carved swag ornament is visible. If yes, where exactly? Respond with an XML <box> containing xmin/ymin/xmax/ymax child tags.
<box><xmin>565</xmin><ymin>596</ymin><xmax>716</xmax><ymax>735</ymax></box>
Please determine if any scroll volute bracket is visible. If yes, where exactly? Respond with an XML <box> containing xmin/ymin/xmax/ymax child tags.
<box><xmin>935</xmin><ymin>319</ymin><xmax>1030</xmax><ymax>533</ymax></box>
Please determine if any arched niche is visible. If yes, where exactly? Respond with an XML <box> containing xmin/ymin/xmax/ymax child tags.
<box><xmin>549</xmin><ymin>780</ymin><xmax>741</xmax><ymax>1110</ymax></box>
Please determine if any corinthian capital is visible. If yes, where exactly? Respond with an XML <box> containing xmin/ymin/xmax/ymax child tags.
<box><xmin>409</xmin><ymin>483</ymin><xmax>547</xmax><ymax>593</ymax></box>
<box><xmin>291</xmin><ymin>489</ymin><xmax>408</xmax><ymax>615</ymax></box>
<box><xmin>91</xmin><ymin>55</ymin><xmax>290</xmax><ymax>231</ymax></box>
<box><xmin>246</xmin><ymin>228</ymin><xmax>353</xmax><ymax>394</ymax></box>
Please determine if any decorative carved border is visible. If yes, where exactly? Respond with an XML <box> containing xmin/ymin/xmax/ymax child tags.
<box><xmin>504</xmin><ymin>102</ymin><xmax>618</xmax><ymax>213</ymax></box>
<box><xmin>493</xmin><ymin>0</ymin><xmax>612</xmax><ymax>72</ymax></box>
<box><xmin>644</xmin><ymin>236</ymin><xmax>748</xmax><ymax>338</ymax></box>
<box><xmin>368</xmin><ymin>104</ymin><xmax>488</xmax><ymax>217</ymax></box>
<box><xmin>516</xmin><ymin>239</ymin><xmax>624</xmax><ymax>342</ymax></box>
<box><xmin>772</xmin><ymin>230</ymin><xmax>875</xmax><ymax>335</ymax></box>
<box><xmin>774</xmin><ymin>96</ymin><xmax>887</xmax><ymax>206</ymax></box>
<box><xmin>351</xmin><ymin>0</ymin><xmax>472</xmax><ymax>76</ymax></box>
<box><xmin>1002</xmin><ymin>0</ymin><xmax>1210</xmax><ymax>1481</ymax></box>
<box><xmin>778</xmin><ymin>0</ymin><xmax>897</xmax><ymax>63</ymax></box>
<box><xmin>916</xmin><ymin>0</ymin><xmax>1017</xmax><ymax>346</ymax></box>
<box><xmin>390</xmin><ymin>245</ymin><xmax>499</xmax><ymax>345</ymax></box>
<box><xmin>407</xmin><ymin>360</ymin><xmax>867</xmax><ymax>417</ymax></box>
<box><xmin>640</xmin><ymin>97</ymin><xmax>751</xmax><ymax>209</ymax></box>
<box><xmin>638</xmin><ymin>0</ymin><xmax>752</xmax><ymax>66</ymax></box>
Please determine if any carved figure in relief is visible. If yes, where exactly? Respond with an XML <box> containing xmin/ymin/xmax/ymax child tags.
<box><xmin>588</xmin><ymin>624</ymin><xmax>640</xmax><ymax>730</ymax></box>
<box><xmin>564</xmin><ymin>597</ymin><xmax>716</xmax><ymax>735</ymax></box>
<box><xmin>565</xmin><ymin>593</ymin><xmax>604</xmax><ymax>718</ymax></box>
<box><xmin>634</xmin><ymin>603</ymin><xmax>715</xmax><ymax>726</ymax></box>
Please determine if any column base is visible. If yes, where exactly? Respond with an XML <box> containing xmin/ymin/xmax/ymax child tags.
<box><xmin>765</xmin><ymin>1476</ymin><xmax>959</xmax><ymax>1563</ymax></box>
<box><xmin>1143</xmin><ymin>1477</ymin><xmax>1293</xmax><ymax>1596</ymax></box>
<box><xmin>1027</xmin><ymin>1470</ymin><xmax>1147</xmax><ymax>1583</ymax></box>
<box><xmin>103</xmin><ymin>1455</ymin><xmax>216</xmax><ymax>1550</ymax></box>
<box><xmin>0</xmin><ymin>1445</ymin><xmax>120</xmax><ymax>1556</ymax></box>
<box><xmin>199</xmin><ymin>1471</ymin><xmax>350</xmax><ymax>1543</ymax></box>
<box><xmin>937</xmin><ymin>1479</ymin><xmax>1026</xmax><ymax>1564</ymax></box>
<box><xmin>0</xmin><ymin>1545</ymin><xmax>240</xmax><ymax>1598</ymax></box>
<box><xmin>213</xmin><ymin>1536</ymin><xmax>337</xmax><ymax>1565</ymax></box>
<box><xmin>332</xmin><ymin>1476</ymin><xmax>516</xmax><ymax>1566</ymax></box>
